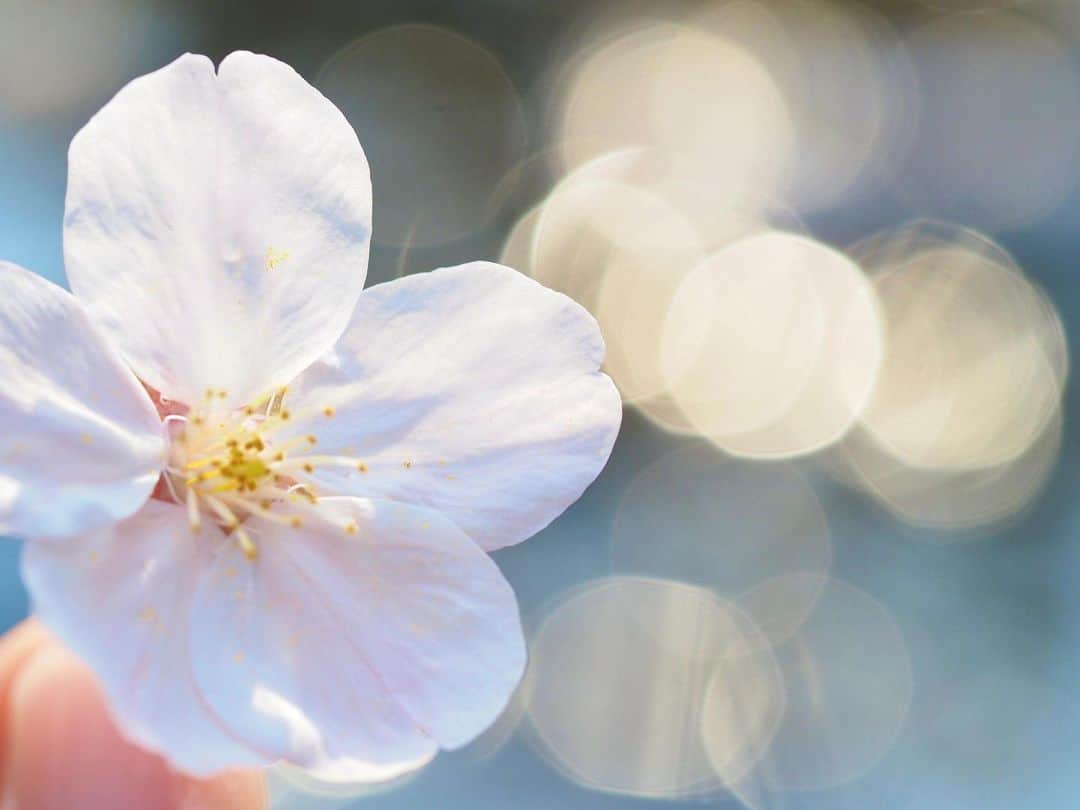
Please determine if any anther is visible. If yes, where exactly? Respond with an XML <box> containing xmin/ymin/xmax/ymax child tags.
<box><xmin>323</xmin><ymin>406</ymin><xmax>335</xmax><ymax>418</ymax></box>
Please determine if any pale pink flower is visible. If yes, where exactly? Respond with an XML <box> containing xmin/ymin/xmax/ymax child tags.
<box><xmin>0</xmin><ymin>52</ymin><xmax>620</xmax><ymax>779</ymax></box>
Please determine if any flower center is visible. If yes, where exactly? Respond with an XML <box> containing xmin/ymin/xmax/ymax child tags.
<box><xmin>160</xmin><ymin>388</ymin><xmax>359</xmax><ymax>560</ymax></box>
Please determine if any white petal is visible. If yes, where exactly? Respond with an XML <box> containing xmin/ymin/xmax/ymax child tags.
<box><xmin>284</xmin><ymin>262</ymin><xmax>622</xmax><ymax>551</ymax></box>
<box><xmin>21</xmin><ymin>500</ymin><xmax>264</xmax><ymax>776</ymax></box>
<box><xmin>189</xmin><ymin>497</ymin><xmax>524</xmax><ymax>778</ymax></box>
<box><xmin>65</xmin><ymin>51</ymin><xmax>372</xmax><ymax>407</ymax></box>
<box><xmin>0</xmin><ymin>262</ymin><xmax>163</xmax><ymax>539</ymax></box>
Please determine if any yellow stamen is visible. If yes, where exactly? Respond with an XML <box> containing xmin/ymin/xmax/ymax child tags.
<box><xmin>275</xmin><ymin>455</ymin><xmax>365</xmax><ymax>470</ymax></box>
<box><xmin>186</xmin><ymin>489</ymin><xmax>202</xmax><ymax>534</ymax></box>
<box><xmin>165</xmin><ymin>386</ymin><xmax>344</xmax><ymax>558</ymax></box>
<box><xmin>204</xmin><ymin>495</ymin><xmax>240</xmax><ymax>528</ymax></box>
<box><xmin>237</xmin><ymin>528</ymin><xmax>258</xmax><ymax>560</ymax></box>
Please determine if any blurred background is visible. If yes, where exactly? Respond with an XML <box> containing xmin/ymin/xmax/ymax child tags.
<box><xmin>2</xmin><ymin>0</ymin><xmax>1079</xmax><ymax>807</ymax></box>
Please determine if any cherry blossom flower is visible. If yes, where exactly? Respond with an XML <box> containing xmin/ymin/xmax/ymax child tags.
<box><xmin>0</xmin><ymin>52</ymin><xmax>621</xmax><ymax>779</ymax></box>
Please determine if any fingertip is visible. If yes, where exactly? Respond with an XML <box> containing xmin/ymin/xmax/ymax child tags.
<box><xmin>0</xmin><ymin>620</ymin><xmax>52</xmax><ymax>666</ymax></box>
<box><xmin>7</xmin><ymin>644</ymin><xmax>174</xmax><ymax>809</ymax></box>
<box><xmin>0</xmin><ymin>620</ymin><xmax>54</xmax><ymax>785</ymax></box>
<box><xmin>6</xmin><ymin>645</ymin><xmax>169</xmax><ymax>808</ymax></box>
<box><xmin>0</xmin><ymin>619</ymin><xmax>53</xmax><ymax>714</ymax></box>
<box><xmin>2</xmin><ymin>635</ymin><xmax>267</xmax><ymax>810</ymax></box>
<box><xmin>170</xmin><ymin>767</ymin><xmax>269</xmax><ymax>810</ymax></box>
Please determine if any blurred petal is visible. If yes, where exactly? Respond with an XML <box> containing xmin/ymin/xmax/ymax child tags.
<box><xmin>189</xmin><ymin>497</ymin><xmax>524</xmax><ymax>779</ymax></box>
<box><xmin>65</xmin><ymin>51</ymin><xmax>372</xmax><ymax>407</ymax></box>
<box><xmin>284</xmin><ymin>262</ymin><xmax>621</xmax><ymax>551</ymax></box>
<box><xmin>21</xmin><ymin>500</ymin><xmax>265</xmax><ymax>776</ymax></box>
<box><xmin>0</xmin><ymin>262</ymin><xmax>163</xmax><ymax>539</ymax></box>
